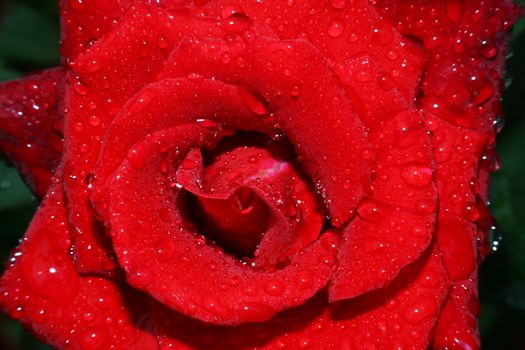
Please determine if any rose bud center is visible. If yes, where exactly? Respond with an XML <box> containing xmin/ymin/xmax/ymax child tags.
<box><xmin>177</xmin><ymin>133</ymin><xmax>324</xmax><ymax>267</ymax></box>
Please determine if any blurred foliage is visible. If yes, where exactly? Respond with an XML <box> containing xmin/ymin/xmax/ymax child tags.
<box><xmin>0</xmin><ymin>0</ymin><xmax>523</xmax><ymax>349</ymax></box>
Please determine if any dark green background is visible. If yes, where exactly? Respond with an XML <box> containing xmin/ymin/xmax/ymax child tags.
<box><xmin>0</xmin><ymin>1</ymin><xmax>523</xmax><ymax>349</ymax></box>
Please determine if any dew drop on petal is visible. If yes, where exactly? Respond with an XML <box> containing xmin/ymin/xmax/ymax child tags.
<box><xmin>330</xmin><ymin>0</ymin><xmax>347</xmax><ymax>9</ymax></box>
<box><xmin>402</xmin><ymin>295</ymin><xmax>438</xmax><ymax>325</ymax></box>
<box><xmin>357</xmin><ymin>200</ymin><xmax>383</xmax><ymax>222</ymax></box>
<box><xmin>237</xmin><ymin>87</ymin><xmax>269</xmax><ymax>115</ymax></box>
<box><xmin>400</xmin><ymin>164</ymin><xmax>433</xmax><ymax>188</ymax></box>
<box><xmin>327</xmin><ymin>20</ymin><xmax>345</xmax><ymax>38</ymax></box>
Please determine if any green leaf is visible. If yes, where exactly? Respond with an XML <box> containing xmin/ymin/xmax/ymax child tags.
<box><xmin>0</xmin><ymin>1</ymin><xmax>59</xmax><ymax>72</ymax></box>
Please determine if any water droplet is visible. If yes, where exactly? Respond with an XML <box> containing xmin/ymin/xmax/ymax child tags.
<box><xmin>295</xmin><ymin>270</ymin><xmax>314</xmax><ymax>289</ymax></box>
<box><xmin>238</xmin><ymin>302</ymin><xmax>276</xmax><ymax>322</ymax></box>
<box><xmin>479</xmin><ymin>40</ymin><xmax>498</xmax><ymax>59</ymax></box>
<box><xmin>489</xmin><ymin>225</ymin><xmax>503</xmax><ymax>253</ymax></box>
<box><xmin>327</xmin><ymin>20</ymin><xmax>345</xmax><ymax>38</ymax></box>
<box><xmin>330</xmin><ymin>0</ymin><xmax>347</xmax><ymax>9</ymax></box>
<box><xmin>464</xmin><ymin>202</ymin><xmax>481</xmax><ymax>222</ymax></box>
<box><xmin>221</xmin><ymin>52</ymin><xmax>232</xmax><ymax>64</ymax></box>
<box><xmin>403</xmin><ymin>295</ymin><xmax>438</xmax><ymax>324</ymax></box>
<box><xmin>493</xmin><ymin>116</ymin><xmax>505</xmax><ymax>134</ymax></box>
<box><xmin>237</xmin><ymin>87</ymin><xmax>269</xmax><ymax>115</ymax></box>
<box><xmin>138</xmin><ymin>39</ymin><xmax>150</xmax><ymax>58</ymax></box>
<box><xmin>156</xmin><ymin>238</ymin><xmax>176</xmax><ymax>262</ymax></box>
<box><xmin>468</xmin><ymin>73</ymin><xmax>494</xmax><ymax>105</ymax></box>
<box><xmin>290</xmin><ymin>85</ymin><xmax>301</xmax><ymax>98</ymax></box>
<box><xmin>72</xmin><ymin>77</ymin><xmax>89</xmax><ymax>96</ymax></box>
<box><xmin>80</xmin><ymin>327</ymin><xmax>108</xmax><ymax>349</ymax></box>
<box><xmin>21</xmin><ymin>231</ymin><xmax>79</xmax><ymax>305</ymax></box>
<box><xmin>195</xmin><ymin>118</ymin><xmax>218</xmax><ymax>129</ymax></box>
<box><xmin>423</xmin><ymin>35</ymin><xmax>444</xmax><ymax>49</ymax></box>
<box><xmin>127</xmin><ymin>143</ymin><xmax>146</xmax><ymax>170</ymax></box>
<box><xmin>221</xmin><ymin>13</ymin><xmax>252</xmax><ymax>34</ymax></box>
<box><xmin>400</xmin><ymin>163</ymin><xmax>433</xmax><ymax>188</ymax></box>
<box><xmin>446</xmin><ymin>0</ymin><xmax>464</xmax><ymax>23</ymax></box>
<box><xmin>386</xmin><ymin>50</ymin><xmax>398</xmax><ymax>60</ymax></box>
<box><xmin>86</xmin><ymin>58</ymin><xmax>101</xmax><ymax>72</ymax></box>
<box><xmin>394</xmin><ymin>112</ymin><xmax>421</xmax><ymax>148</ymax></box>
<box><xmin>372</xmin><ymin>20</ymin><xmax>393</xmax><ymax>46</ymax></box>
<box><xmin>129</xmin><ymin>89</ymin><xmax>156</xmax><ymax>114</ymax></box>
<box><xmin>480</xmin><ymin>147</ymin><xmax>500</xmax><ymax>173</ymax></box>
<box><xmin>156</xmin><ymin>34</ymin><xmax>169</xmax><ymax>48</ymax></box>
<box><xmin>349</xmin><ymin>57</ymin><xmax>374</xmax><ymax>82</ymax></box>
<box><xmin>264</xmin><ymin>279</ymin><xmax>285</xmax><ymax>296</ymax></box>
<box><xmin>415</xmin><ymin>199</ymin><xmax>437</xmax><ymax>215</ymax></box>
<box><xmin>88</xmin><ymin>115</ymin><xmax>101</xmax><ymax>127</ymax></box>
<box><xmin>357</xmin><ymin>200</ymin><xmax>383</xmax><ymax>222</ymax></box>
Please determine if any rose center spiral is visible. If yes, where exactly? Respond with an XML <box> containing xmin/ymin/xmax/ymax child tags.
<box><xmin>177</xmin><ymin>133</ymin><xmax>325</xmax><ymax>265</ymax></box>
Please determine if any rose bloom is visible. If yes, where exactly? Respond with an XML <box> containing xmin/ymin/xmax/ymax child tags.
<box><xmin>0</xmin><ymin>0</ymin><xmax>521</xmax><ymax>349</ymax></box>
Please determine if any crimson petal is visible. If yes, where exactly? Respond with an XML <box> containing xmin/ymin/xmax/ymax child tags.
<box><xmin>0</xmin><ymin>69</ymin><xmax>62</xmax><ymax>198</ymax></box>
<box><xmin>194</xmin><ymin>0</ymin><xmax>426</xmax><ymax>125</ymax></box>
<box><xmin>151</xmin><ymin>244</ymin><xmax>449</xmax><ymax>349</ymax></box>
<box><xmin>63</xmin><ymin>5</ymin><xmax>229</xmax><ymax>274</ymax></box>
<box><xmin>0</xmin><ymin>178</ymin><xmax>158</xmax><ymax>349</ymax></box>
<box><xmin>156</xmin><ymin>35</ymin><xmax>373</xmax><ymax>226</ymax></box>
<box><xmin>176</xmin><ymin>143</ymin><xmax>324</xmax><ymax>267</ymax></box>
<box><xmin>330</xmin><ymin>110</ymin><xmax>437</xmax><ymax>300</ymax></box>
<box><xmin>105</xmin><ymin>124</ymin><xmax>338</xmax><ymax>325</ymax></box>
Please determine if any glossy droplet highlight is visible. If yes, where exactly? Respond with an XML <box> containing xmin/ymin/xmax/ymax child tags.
<box><xmin>464</xmin><ymin>202</ymin><xmax>481</xmax><ymax>222</ymax></box>
<box><xmin>221</xmin><ymin>13</ymin><xmax>252</xmax><ymax>34</ymax></box>
<box><xmin>400</xmin><ymin>163</ymin><xmax>433</xmax><ymax>188</ymax></box>
<box><xmin>357</xmin><ymin>200</ymin><xmax>383</xmax><ymax>222</ymax></box>
<box><xmin>72</xmin><ymin>78</ymin><xmax>89</xmax><ymax>96</ymax></box>
<box><xmin>127</xmin><ymin>143</ymin><xmax>147</xmax><ymax>170</ymax></box>
<box><xmin>330</xmin><ymin>0</ymin><xmax>347</xmax><ymax>9</ymax></box>
<box><xmin>264</xmin><ymin>279</ymin><xmax>285</xmax><ymax>296</ymax></box>
<box><xmin>21</xmin><ymin>230</ymin><xmax>79</xmax><ymax>305</ymax></box>
<box><xmin>237</xmin><ymin>87</ymin><xmax>269</xmax><ymax>115</ymax></box>
<box><xmin>327</xmin><ymin>20</ymin><xmax>345</xmax><ymax>38</ymax></box>
<box><xmin>403</xmin><ymin>295</ymin><xmax>438</xmax><ymax>324</ymax></box>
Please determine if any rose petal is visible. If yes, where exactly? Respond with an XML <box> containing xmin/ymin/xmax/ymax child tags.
<box><xmin>0</xmin><ymin>178</ymin><xmax>158</xmax><ymax>349</ymax></box>
<box><xmin>0</xmin><ymin>69</ymin><xmax>62</xmax><ymax>198</ymax></box>
<box><xmin>330</xmin><ymin>110</ymin><xmax>437</xmax><ymax>300</ymax></box>
<box><xmin>63</xmin><ymin>5</ymin><xmax>228</xmax><ymax>274</ymax></box>
<box><xmin>151</xmin><ymin>244</ymin><xmax>449</xmax><ymax>349</ymax></box>
<box><xmin>59</xmin><ymin>0</ymin><xmax>196</xmax><ymax>60</ymax></box>
<box><xmin>157</xmin><ymin>35</ymin><xmax>373</xmax><ymax>226</ymax></box>
<box><xmin>106</xmin><ymin>125</ymin><xmax>339</xmax><ymax>325</ymax></box>
<box><xmin>177</xmin><ymin>143</ymin><xmax>324</xmax><ymax>267</ymax></box>
<box><xmin>433</xmin><ymin>271</ymin><xmax>481</xmax><ymax>350</ymax></box>
<box><xmin>426</xmin><ymin>115</ymin><xmax>487</xmax><ymax>349</ymax></box>
<box><xmin>195</xmin><ymin>0</ymin><xmax>426</xmax><ymax>124</ymax></box>
<box><xmin>377</xmin><ymin>0</ymin><xmax>520</xmax><ymax>133</ymax></box>
<box><xmin>91</xmin><ymin>78</ymin><xmax>273</xmax><ymax>216</ymax></box>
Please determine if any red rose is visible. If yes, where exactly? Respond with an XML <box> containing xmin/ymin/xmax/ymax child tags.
<box><xmin>0</xmin><ymin>0</ymin><xmax>520</xmax><ymax>349</ymax></box>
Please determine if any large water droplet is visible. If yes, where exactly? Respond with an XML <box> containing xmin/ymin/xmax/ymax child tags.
<box><xmin>72</xmin><ymin>77</ymin><xmax>89</xmax><ymax>96</ymax></box>
<box><xmin>21</xmin><ymin>231</ymin><xmax>79</xmax><ymax>305</ymax></box>
<box><xmin>127</xmin><ymin>143</ymin><xmax>147</xmax><ymax>170</ymax></box>
<box><xmin>237</xmin><ymin>87</ymin><xmax>269</xmax><ymax>115</ymax></box>
<box><xmin>479</xmin><ymin>40</ymin><xmax>498</xmax><ymax>59</ymax></box>
<box><xmin>221</xmin><ymin>13</ymin><xmax>252</xmax><ymax>34</ymax></box>
<box><xmin>357</xmin><ymin>200</ymin><xmax>383</xmax><ymax>222</ymax></box>
<box><xmin>264</xmin><ymin>279</ymin><xmax>285</xmax><ymax>296</ymax></box>
<box><xmin>403</xmin><ymin>295</ymin><xmax>438</xmax><ymax>324</ymax></box>
<box><xmin>330</xmin><ymin>0</ymin><xmax>347</xmax><ymax>9</ymax></box>
<box><xmin>327</xmin><ymin>20</ymin><xmax>345</xmax><ymax>38</ymax></box>
<box><xmin>400</xmin><ymin>163</ymin><xmax>433</xmax><ymax>188</ymax></box>
<box><xmin>129</xmin><ymin>89</ymin><xmax>156</xmax><ymax>114</ymax></box>
<box><xmin>80</xmin><ymin>327</ymin><xmax>108</xmax><ymax>350</ymax></box>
